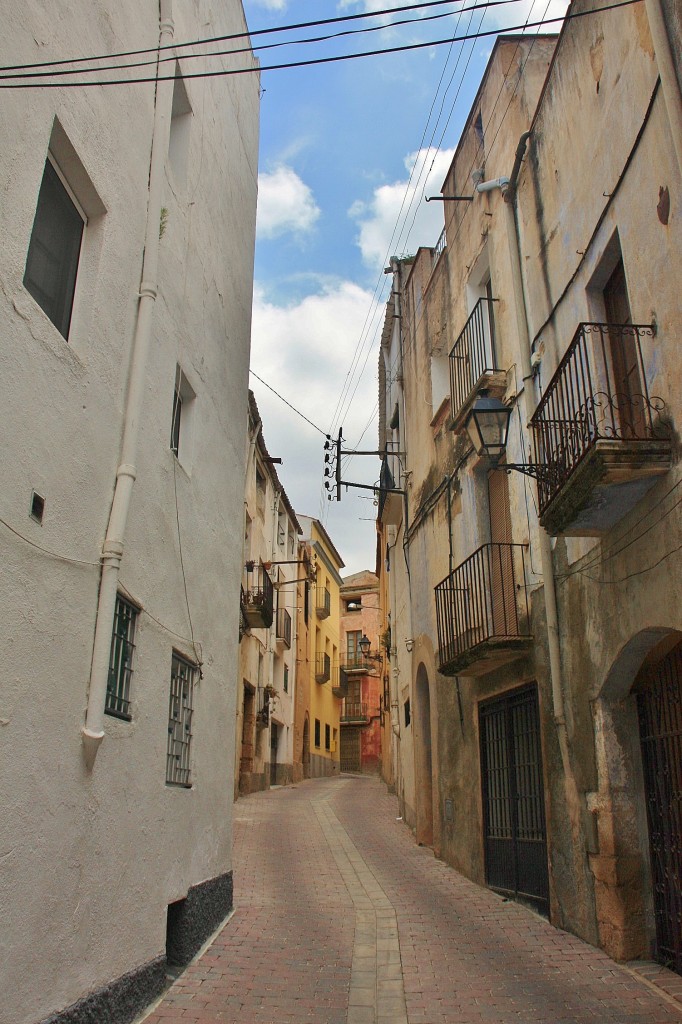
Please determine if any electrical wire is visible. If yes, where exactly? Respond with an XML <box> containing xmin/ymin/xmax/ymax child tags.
<box><xmin>0</xmin><ymin>0</ymin><xmax>503</xmax><ymax>73</ymax></box>
<box><xmin>0</xmin><ymin>514</ymin><xmax>100</xmax><ymax>566</ymax></box>
<box><xmin>249</xmin><ymin>369</ymin><xmax>327</xmax><ymax>436</ymax></box>
<box><xmin>0</xmin><ymin>3</ymin><xmax>642</xmax><ymax>88</ymax></box>
<box><xmin>0</xmin><ymin>1</ymin><xmax>522</xmax><ymax>83</ymax></box>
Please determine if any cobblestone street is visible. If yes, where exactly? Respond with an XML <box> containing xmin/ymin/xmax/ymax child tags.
<box><xmin>142</xmin><ymin>776</ymin><xmax>682</xmax><ymax>1024</ymax></box>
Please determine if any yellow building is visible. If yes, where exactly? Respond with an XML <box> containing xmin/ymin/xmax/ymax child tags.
<box><xmin>298</xmin><ymin>516</ymin><xmax>345</xmax><ymax>777</ymax></box>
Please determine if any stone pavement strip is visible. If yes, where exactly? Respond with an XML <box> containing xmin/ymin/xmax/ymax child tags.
<box><xmin>140</xmin><ymin>776</ymin><xmax>682</xmax><ymax>1024</ymax></box>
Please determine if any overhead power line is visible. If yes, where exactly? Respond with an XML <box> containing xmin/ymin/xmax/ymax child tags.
<box><xmin>249</xmin><ymin>370</ymin><xmax>327</xmax><ymax>437</ymax></box>
<box><xmin>0</xmin><ymin>1</ymin><xmax>522</xmax><ymax>82</ymax></box>
<box><xmin>0</xmin><ymin>0</ymin><xmax>497</xmax><ymax>73</ymax></box>
<box><xmin>0</xmin><ymin>2</ymin><xmax>643</xmax><ymax>88</ymax></box>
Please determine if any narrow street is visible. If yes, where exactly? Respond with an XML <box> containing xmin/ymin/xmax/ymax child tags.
<box><xmin>143</xmin><ymin>776</ymin><xmax>682</xmax><ymax>1024</ymax></box>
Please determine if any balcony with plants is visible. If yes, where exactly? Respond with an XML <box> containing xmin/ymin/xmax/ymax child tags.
<box><xmin>242</xmin><ymin>561</ymin><xmax>274</xmax><ymax>630</ymax></box>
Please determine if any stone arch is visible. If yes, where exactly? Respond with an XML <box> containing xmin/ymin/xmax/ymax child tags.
<box><xmin>414</xmin><ymin>662</ymin><xmax>434</xmax><ymax>847</ymax></box>
<box><xmin>590</xmin><ymin>627</ymin><xmax>682</xmax><ymax>962</ymax></box>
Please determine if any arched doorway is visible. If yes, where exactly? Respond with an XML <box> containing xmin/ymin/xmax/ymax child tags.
<box><xmin>415</xmin><ymin>664</ymin><xmax>433</xmax><ymax>847</ymax></box>
<box><xmin>635</xmin><ymin>638</ymin><xmax>682</xmax><ymax>975</ymax></box>
<box><xmin>302</xmin><ymin>715</ymin><xmax>310</xmax><ymax>780</ymax></box>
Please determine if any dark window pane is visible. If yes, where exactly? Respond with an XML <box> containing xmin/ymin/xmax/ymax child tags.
<box><xmin>24</xmin><ymin>159</ymin><xmax>84</xmax><ymax>339</ymax></box>
<box><xmin>170</xmin><ymin>387</ymin><xmax>182</xmax><ymax>455</ymax></box>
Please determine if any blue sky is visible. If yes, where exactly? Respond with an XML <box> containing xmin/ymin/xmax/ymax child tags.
<box><xmin>243</xmin><ymin>0</ymin><xmax>567</xmax><ymax>575</ymax></box>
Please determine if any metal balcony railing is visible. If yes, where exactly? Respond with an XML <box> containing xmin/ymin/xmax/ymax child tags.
<box><xmin>341</xmin><ymin>701</ymin><xmax>369</xmax><ymax>723</ymax></box>
<box><xmin>449</xmin><ymin>297</ymin><xmax>499</xmax><ymax>422</ymax></box>
<box><xmin>435</xmin><ymin>543</ymin><xmax>531</xmax><ymax>673</ymax></box>
<box><xmin>242</xmin><ymin>561</ymin><xmax>274</xmax><ymax>629</ymax></box>
<box><xmin>316</xmin><ymin>586</ymin><xmax>331</xmax><ymax>619</ymax></box>
<box><xmin>276</xmin><ymin>606</ymin><xmax>292</xmax><ymax>648</ymax></box>
<box><xmin>315</xmin><ymin>652</ymin><xmax>331</xmax><ymax>683</ymax></box>
<box><xmin>433</xmin><ymin>226</ymin><xmax>446</xmax><ymax>269</ymax></box>
<box><xmin>341</xmin><ymin>652</ymin><xmax>365</xmax><ymax>672</ymax></box>
<box><xmin>530</xmin><ymin>322</ymin><xmax>662</xmax><ymax>516</ymax></box>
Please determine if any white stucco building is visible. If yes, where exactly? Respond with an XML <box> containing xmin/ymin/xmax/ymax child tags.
<box><xmin>0</xmin><ymin>3</ymin><xmax>259</xmax><ymax>1022</ymax></box>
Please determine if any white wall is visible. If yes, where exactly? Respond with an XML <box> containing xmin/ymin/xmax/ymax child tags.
<box><xmin>0</xmin><ymin>2</ymin><xmax>259</xmax><ymax>1021</ymax></box>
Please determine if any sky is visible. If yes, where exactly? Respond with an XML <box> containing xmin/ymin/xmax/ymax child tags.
<box><xmin>242</xmin><ymin>0</ymin><xmax>568</xmax><ymax>576</ymax></box>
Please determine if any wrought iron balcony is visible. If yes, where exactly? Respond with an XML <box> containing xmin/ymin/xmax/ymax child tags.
<box><xmin>530</xmin><ymin>323</ymin><xmax>671</xmax><ymax>535</ymax></box>
<box><xmin>435</xmin><ymin>543</ymin><xmax>532</xmax><ymax>677</ymax></box>
<box><xmin>276</xmin><ymin>606</ymin><xmax>292</xmax><ymax>648</ymax></box>
<box><xmin>340</xmin><ymin>652</ymin><xmax>366</xmax><ymax>673</ymax></box>
<box><xmin>378</xmin><ymin>458</ymin><xmax>402</xmax><ymax>526</ymax></box>
<box><xmin>341</xmin><ymin>700</ymin><xmax>369</xmax><ymax>723</ymax></box>
<box><xmin>449</xmin><ymin>297</ymin><xmax>506</xmax><ymax>433</ymax></box>
<box><xmin>315</xmin><ymin>652</ymin><xmax>331</xmax><ymax>684</ymax></box>
<box><xmin>332</xmin><ymin>665</ymin><xmax>349</xmax><ymax>699</ymax></box>
<box><xmin>242</xmin><ymin>561</ymin><xmax>274</xmax><ymax>629</ymax></box>
<box><xmin>315</xmin><ymin>586</ymin><xmax>331</xmax><ymax>619</ymax></box>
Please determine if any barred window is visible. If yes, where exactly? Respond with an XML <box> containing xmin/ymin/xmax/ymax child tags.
<box><xmin>166</xmin><ymin>653</ymin><xmax>197</xmax><ymax>787</ymax></box>
<box><xmin>105</xmin><ymin>594</ymin><xmax>138</xmax><ymax>721</ymax></box>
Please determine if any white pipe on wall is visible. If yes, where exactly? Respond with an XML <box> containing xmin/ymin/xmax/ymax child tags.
<box><xmin>82</xmin><ymin>1</ymin><xmax>175</xmax><ymax>769</ymax></box>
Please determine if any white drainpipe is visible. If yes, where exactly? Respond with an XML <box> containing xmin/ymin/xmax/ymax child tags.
<box><xmin>82</xmin><ymin>1</ymin><xmax>175</xmax><ymax>769</ymax></box>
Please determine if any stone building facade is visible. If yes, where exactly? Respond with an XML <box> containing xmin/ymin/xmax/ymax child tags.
<box><xmin>379</xmin><ymin>1</ymin><xmax>682</xmax><ymax>974</ymax></box>
<box><xmin>0</xmin><ymin>2</ymin><xmax>260</xmax><ymax>1022</ymax></box>
<box><xmin>236</xmin><ymin>392</ymin><xmax>301</xmax><ymax>796</ymax></box>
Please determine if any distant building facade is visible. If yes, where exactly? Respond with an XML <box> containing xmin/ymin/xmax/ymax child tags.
<box><xmin>339</xmin><ymin>570</ymin><xmax>384</xmax><ymax>774</ymax></box>
<box><xmin>380</xmin><ymin>1</ymin><xmax>682</xmax><ymax>975</ymax></box>
<box><xmin>298</xmin><ymin>516</ymin><xmax>345</xmax><ymax>778</ymax></box>
<box><xmin>237</xmin><ymin>393</ymin><xmax>301</xmax><ymax>796</ymax></box>
<box><xmin>0</xmin><ymin>2</ymin><xmax>260</xmax><ymax>1022</ymax></box>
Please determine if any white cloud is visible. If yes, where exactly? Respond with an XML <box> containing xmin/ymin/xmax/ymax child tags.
<box><xmin>250</xmin><ymin>279</ymin><xmax>383</xmax><ymax>574</ymax></box>
<box><xmin>350</xmin><ymin>146</ymin><xmax>455</xmax><ymax>269</ymax></box>
<box><xmin>249</xmin><ymin>0</ymin><xmax>286</xmax><ymax>9</ymax></box>
<box><xmin>256</xmin><ymin>166</ymin><xmax>320</xmax><ymax>240</ymax></box>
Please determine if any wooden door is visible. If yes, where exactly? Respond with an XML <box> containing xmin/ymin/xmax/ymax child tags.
<box><xmin>603</xmin><ymin>259</ymin><xmax>645</xmax><ymax>436</ymax></box>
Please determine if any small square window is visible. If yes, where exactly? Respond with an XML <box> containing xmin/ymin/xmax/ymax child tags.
<box><xmin>105</xmin><ymin>594</ymin><xmax>138</xmax><ymax>721</ymax></box>
<box><xmin>314</xmin><ymin>718</ymin><xmax>321</xmax><ymax>748</ymax></box>
<box><xmin>24</xmin><ymin>157</ymin><xmax>85</xmax><ymax>339</ymax></box>
<box><xmin>166</xmin><ymin>652</ymin><xmax>197</xmax><ymax>787</ymax></box>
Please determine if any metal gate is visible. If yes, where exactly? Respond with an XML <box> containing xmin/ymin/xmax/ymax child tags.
<box><xmin>479</xmin><ymin>685</ymin><xmax>549</xmax><ymax>915</ymax></box>
<box><xmin>340</xmin><ymin>726</ymin><xmax>361</xmax><ymax>773</ymax></box>
<box><xmin>637</xmin><ymin>641</ymin><xmax>682</xmax><ymax>975</ymax></box>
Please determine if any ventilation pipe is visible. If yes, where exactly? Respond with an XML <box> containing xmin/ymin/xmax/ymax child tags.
<box><xmin>82</xmin><ymin>1</ymin><xmax>175</xmax><ymax>769</ymax></box>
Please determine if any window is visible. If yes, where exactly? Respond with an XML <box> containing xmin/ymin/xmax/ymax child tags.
<box><xmin>325</xmin><ymin>723</ymin><xmax>331</xmax><ymax>751</ymax></box>
<box><xmin>169</xmin><ymin>365</ymin><xmax>196</xmax><ymax>467</ymax></box>
<box><xmin>283</xmin><ymin>664</ymin><xmax>289</xmax><ymax>694</ymax></box>
<box><xmin>346</xmin><ymin>598</ymin><xmax>361</xmax><ymax>612</ymax></box>
<box><xmin>169</xmin><ymin>67</ymin><xmax>192</xmax><ymax>187</ymax></box>
<box><xmin>347</xmin><ymin>630</ymin><xmax>362</xmax><ymax>659</ymax></box>
<box><xmin>24</xmin><ymin>156</ymin><xmax>84</xmax><ymax>339</ymax></box>
<box><xmin>105</xmin><ymin>594</ymin><xmax>138</xmax><ymax>720</ymax></box>
<box><xmin>314</xmin><ymin>718</ymin><xmax>321</xmax><ymax>748</ymax></box>
<box><xmin>404</xmin><ymin>699</ymin><xmax>411</xmax><ymax>728</ymax></box>
<box><xmin>166</xmin><ymin>653</ymin><xmax>197</xmax><ymax>787</ymax></box>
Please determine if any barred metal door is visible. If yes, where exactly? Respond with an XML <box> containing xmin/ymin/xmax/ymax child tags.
<box><xmin>480</xmin><ymin>686</ymin><xmax>549</xmax><ymax>915</ymax></box>
<box><xmin>637</xmin><ymin>642</ymin><xmax>682</xmax><ymax>975</ymax></box>
<box><xmin>340</xmin><ymin>726</ymin><xmax>361</xmax><ymax>773</ymax></box>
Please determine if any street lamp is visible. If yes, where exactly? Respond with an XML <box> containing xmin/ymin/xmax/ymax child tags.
<box><xmin>359</xmin><ymin>634</ymin><xmax>382</xmax><ymax>662</ymax></box>
<box><xmin>464</xmin><ymin>395</ymin><xmax>550</xmax><ymax>481</ymax></box>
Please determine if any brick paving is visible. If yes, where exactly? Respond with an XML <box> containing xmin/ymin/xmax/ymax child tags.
<box><xmin>141</xmin><ymin>775</ymin><xmax>682</xmax><ymax>1024</ymax></box>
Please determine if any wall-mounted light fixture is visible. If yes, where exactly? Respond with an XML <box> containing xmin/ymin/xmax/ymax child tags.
<box><xmin>464</xmin><ymin>395</ymin><xmax>550</xmax><ymax>481</ymax></box>
<box><xmin>359</xmin><ymin>634</ymin><xmax>382</xmax><ymax>663</ymax></box>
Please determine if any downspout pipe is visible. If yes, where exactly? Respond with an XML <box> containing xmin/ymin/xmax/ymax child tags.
<box><xmin>82</xmin><ymin>1</ymin><xmax>175</xmax><ymax>769</ymax></box>
<box><xmin>502</xmin><ymin>132</ymin><xmax>595</xmax><ymax>932</ymax></box>
<box><xmin>644</xmin><ymin>0</ymin><xmax>682</xmax><ymax>177</ymax></box>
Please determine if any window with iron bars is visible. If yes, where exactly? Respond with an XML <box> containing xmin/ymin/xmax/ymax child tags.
<box><xmin>105</xmin><ymin>594</ymin><xmax>138</xmax><ymax>720</ymax></box>
<box><xmin>166</xmin><ymin>652</ymin><xmax>197</xmax><ymax>787</ymax></box>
